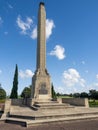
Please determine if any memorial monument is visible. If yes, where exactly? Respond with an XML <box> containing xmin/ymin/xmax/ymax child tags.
<box><xmin>1</xmin><ymin>3</ymin><xmax>94</xmax><ymax>127</ymax></box>
<box><xmin>31</xmin><ymin>2</ymin><xmax>51</xmax><ymax>100</ymax></box>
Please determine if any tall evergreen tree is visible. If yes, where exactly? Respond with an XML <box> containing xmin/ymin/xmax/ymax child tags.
<box><xmin>10</xmin><ymin>64</ymin><xmax>18</xmax><ymax>99</ymax></box>
<box><xmin>51</xmin><ymin>83</ymin><xmax>56</xmax><ymax>99</ymax></box>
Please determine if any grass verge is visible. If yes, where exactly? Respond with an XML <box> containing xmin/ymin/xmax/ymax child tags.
<box><xmin>89</xmin><ymin>100</ymin><xmax>98</xmax><ymax>107</ymax></box>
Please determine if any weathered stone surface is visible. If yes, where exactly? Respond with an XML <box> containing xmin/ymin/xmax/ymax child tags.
<box><xmin>31</xmin><ymin>3</ymin><xmax>51</xmax><ymax>100</ymax></box>
<box><xmin>62</xmin><ymin>98</ymin><xmax>89</xmax><ymax>107</ymax></box>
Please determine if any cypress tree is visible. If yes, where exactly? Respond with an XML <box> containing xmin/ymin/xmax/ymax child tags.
<box><xmin>10</xmin><ymin>64</ymin><xmax>18</xmax><ymax>99</ymax></box>
<box><xmin>51</xmin><ymin>83</ymin><xmax>56</xmax><ymax>99</ymax></box>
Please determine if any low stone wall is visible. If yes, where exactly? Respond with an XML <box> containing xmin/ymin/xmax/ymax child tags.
<box><xmin>11</xmin><ymin>98</ymin><xmax>32</xmax><ymax>106</ymax></box>
<box><xmin>26</xmin><ymin>98</ymin><xmax>32</xmax><ymax>106</ymax></box>
<box><xmin>11</xmin><ymin>99</ymin><xmax>24</xmax><ymax>105</ymax></box>
<box><xmin>1</xmin><ymin>99</ymin><xmax>11</xmax><ymax>119</ymax></box>
<box><xmin>62</xmin><ymin>98</ymin><xmax>89</xmax><ymax>107</ymax></box>
<box><xmin>4</xmin><ymin>99</ymin><xmax>11</xmax><ymax>112</ymax></box>
<box><xmin>2</xmin><ymin>98</ymin><xmax>89</xmax><ymax>109</ymax></box>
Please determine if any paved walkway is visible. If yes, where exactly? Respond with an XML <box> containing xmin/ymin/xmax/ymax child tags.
<box><xmin>0</xmin><ymin>119</ymin><xmax>98</xmax><ymax>130</ymax></box>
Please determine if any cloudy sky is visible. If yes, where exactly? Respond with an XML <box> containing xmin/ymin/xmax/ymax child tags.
<box><xmin>0</xmin><ymin>0</ymin><xmax>98</xmax><ymax>95</ymax></box>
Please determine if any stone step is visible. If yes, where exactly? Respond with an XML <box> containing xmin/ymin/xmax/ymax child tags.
<box><xmin>9</xmin><ymin>111</ymin><xmax>98</xmax><ymax>121</ymax></box>
<box><xmin>30</xmin><ymin>105</ymin><xmax>38</xmax><ymax>111</ymax></box>
<box><xmin>32</xmin><ymin>105</ymin><xmax>73</xmax><ymax>110</ymax></box>
<box><xmin>9</xmin><ymin>114</ymin><xmax>35</xmax><ymax>120</ymax></box>
<box><xmin>6</xmin><ymin>114</ymin><xmax>98</xmax><ymax>127</ymax></box>
<box><xmin>6</xmin><ymin>117</ymin><xmax>27</xmax><ymax>127</ymax></box>
<box><xmin>27</xmin><ymin>114</ymin><xmax>98</xmax><ymax>127</ymax></box>
<box><xmin>34</xmin><ymin>103</ymin><xmax>69</xmax><ymax>107</ymax></box>
<box><xmin>34</xmin><ymin>100</ymin><xmax>58</xmax><ymax>105</ymax></box>
<box><xmin>32</xmin><ymin>102</ymin><xmax>72</xmax><ymax>110</ymax></box>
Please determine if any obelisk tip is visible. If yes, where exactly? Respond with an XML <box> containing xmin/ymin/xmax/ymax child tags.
<box><xmin>39</xmin><ymin>2</ymin><xmax>45</xmax><ymax>6</ymax></box>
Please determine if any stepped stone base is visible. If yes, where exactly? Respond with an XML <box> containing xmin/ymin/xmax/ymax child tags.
<box><xmin>0</xmin><ymin>99</ymin><xmax>98</xmax><ymax>127</ymax></box>
<box><xmin>4</xmin><ymin>105</ymin><xmax>98</xmax><ymax>127</ymax></box>
<box><xmin>31</xmin><ymin>100</ymin><xmax>73</xmax><ymax>111</ymax></box>
<box><xmin>1</xmin><ymin>99</ymin><xmax>98</xmax><ymax>127</ymax></box>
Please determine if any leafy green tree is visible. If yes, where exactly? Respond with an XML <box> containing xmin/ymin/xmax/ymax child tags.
<box><xmin>21</xmin><ymin>86</ymin><xmax>31</xmax><ymax>98</ymax></box>
<box><xmin>80</xmin><ymin>92</ymin><xmax>88</xmax><ymax>98</ymax></box>
<box><xmin>73</xmin><ymin>93</ymin><xmax>80</xmax><ymax>98</ymax></box>
<box><xmin>89</xmin><ymin>90</ymin><xmax>96</xmax><ymax>99</ymax></box>
<box><xmin>89</xmin><ymin>90</ymin><xmax>98</xmax><ymax>100</ymax></box>
<box><xmin>51</xmin><ymin>83</ymin><xmax>56</xmax><ymax>99</ymax></box>
<box><xmin>10</xmin><ymin>64</ymin><xmax>18</xmax><ymax>99</ymax></box>
<box><xmin>56</xmin><ymin>92</ymin><xmax>61</xmax><ymax>97</ymax></box>
<box><xmin>0</xmin><ymin>84</ymin><xmax>6</xmax><ymax>99</ymax></box>
<box><xmin>69</xmin><ymin>93</ymin><xmax>73</xmax><ymax>97</ymax></box>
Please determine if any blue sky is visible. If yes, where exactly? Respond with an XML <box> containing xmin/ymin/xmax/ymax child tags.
<box><xmin>0</xmin><ymin>0</ymin><xmax>98</xmax><ymax>95</ymax></box>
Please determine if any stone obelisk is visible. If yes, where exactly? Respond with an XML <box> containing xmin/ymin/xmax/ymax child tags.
<box><xmin>31</xmin><ymin>2</ymin><xmax>51</xmax><ymax>100</ymax></box>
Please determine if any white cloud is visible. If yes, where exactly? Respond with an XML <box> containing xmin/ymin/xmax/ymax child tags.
<box><xmin>55</xmin><ymin>86</ymin><xmax>65</xmax><ymax>94</ymax></box>
<box><xmin>55</xmin><ymin>86</ymin><xmax>82</xmax><ymax>94</ymax></box>
<box><xmin>16</xmin><ymin>15</ymin><xmax>55</xmax><ymax>40</ymax></box>
<box><xmin>0</xmin><ymin>17</ymin><xmax>3</xmax><ymax>26</ymax></box>
<box><xmin>90</xmin><ymin>74</ymin><xmax>98</xmax><ymax>88</ymax></box>
<box><xmin>63</xmin><ymin>68</ymin><xmax>85</xmax><ymax>87</ymax></box>
<box><xmin>49</xmin><ymin>45</ymin><xmax>65</xmax><ymax>60</ymax></box>
<box><xmin>46</xmin><ymin>19</ymin><xmax>55</xmax><ymax>39</ymax></box>
<box><xmin>26</xmin><ymin>17</ymin><xmax>33</xmax><ymax>25</ymax></box>
<box><xmin>85</xmin><ymin>70</ymin><xmax>88</xmax><ymax>73</ymax></box>
<box><xmin>31</xmin><ymin>18</ymin><xmax>55</xmax><ymax>40</ymax></box>
<box><xmin>16</xmin><ymin>15</ymin><xmax>33</xmax><ymax>35</ymax></box>
<box><xmin>8</xmin><ymin>3</ymin><xmax>13</xmax><ymax>9</ymax></box>
<box><xmin>96</xmin><ymin>74</ymin><xmax>98</xmax><ymax>79</ymax></box>
<box><xmin>94</xmin><ymin>83</ymin><xmax>98</xmax><ymax>87</ymax></box>
<box><xmin>31</xmin><ymin>26</ymin><xmax>37</xmax><ymax>39</ymax></box>
<box><xmin>0</xmin><ymin>70</ymin><xmax>2</xmax><ymax>74</ymax></box>
<box><xmin>19</xmin><ymin>69</ymin><xmax>34</xmax><ymax>79</ymax></box>
<box><xmin>79</xmin><ymin>78</ymin><xmax>86</xmax><ymax>87</ymax></box>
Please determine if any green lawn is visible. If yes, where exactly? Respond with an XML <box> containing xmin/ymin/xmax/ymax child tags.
<box><xmin>57</xmin><ymin>96</ymin><xmax>73</xmax><ymax>98</ymax></box>
<box><xmin>89</xmin><ymin>100</ymin><xmax>98</xmax><ymax>107</ymax></box>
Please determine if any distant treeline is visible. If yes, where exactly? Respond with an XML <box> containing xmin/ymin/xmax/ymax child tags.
<box><xmin>56</xmin><ymin>90</ymin><xmax>98</xmax><ymax>100</ymax></box>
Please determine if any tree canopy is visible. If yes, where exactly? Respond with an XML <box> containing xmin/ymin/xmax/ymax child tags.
<box><xmin>0</xmin><ymin>84</ymin><xmax>6</xmax><ymax>99</ymax></box>
<box><xmin>21</xmin><ymin>85</ymin><xmax>31</xmax><ymax>98</ymax></box>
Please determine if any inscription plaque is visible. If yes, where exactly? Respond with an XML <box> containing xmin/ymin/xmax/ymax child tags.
<box><xmin>39</xmin><ymin>83</ymin><xmax>48</xmax><ymax>94</ymax></box>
